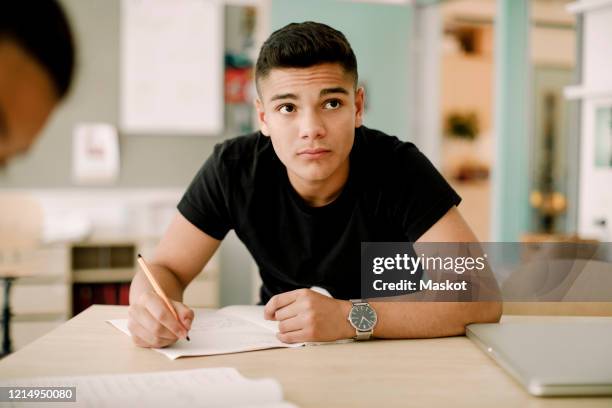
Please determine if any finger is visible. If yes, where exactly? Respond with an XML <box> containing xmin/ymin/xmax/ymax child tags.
<box><xmin>277</xmin><ymin>315</ymin><xmax>303</xmax><ymax>334</ymax></box>
<box><xmin>128</xmin><ymin>305</ymin><xmax>164</xmax><ymax>342</ymax></box>
<box><xmin>277</xmin><ymin>329</ymin><xmax>306</xmax><ymax>344</ymax></box>
<box><xmin>145</xmin><ymin>296</ymin><xmax>188</xmax><ymax>339</ymax></box>
<box><xmin>264</xmin><ymin>289</ymin><xmax>301</xmax><ymax>320</ymax></box>
<box><xmin>274</xmin><ymin>302</ymin><xmax>299</xmax><ymax>322</ymax></box>
<box><xmin>183</xmin><ymin>317</ymin><xmax>193</xmax><ymax>331</ymax></box>
<box><xmin>128</xmin><ymin>316</ymin><xmax>175</xmax><ymax>348</ymax></box>
<box><xmin>172</xmin><ymin>300</ymin><xmax>195</xmax><ymax>330</ymax></box>
<box><xmin>131</xmin><ymin>330</ymin><xmax>173</xmax><ymax>349</ymax></box>
<box><xmin>127</xmin><ymin>313</ymin><xmax>147</xmax><ymax>345</ymax></box>
<box><xmin>135</xmin><ymin>304</ymin><xmax>181</xmax><ymax>341</ymax></box>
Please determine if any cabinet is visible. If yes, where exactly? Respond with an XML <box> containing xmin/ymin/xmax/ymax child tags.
<box><xmin>0</xmin><ymin>244</ymin><xmax>70</xmax><ymax>351</ymax></box>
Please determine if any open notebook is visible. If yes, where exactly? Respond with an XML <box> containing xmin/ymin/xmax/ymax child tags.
<box><xmin>0</xmin><ymin>367</ymin><xmax>297</xmax><ymax>408</ymax></box>
<box><xmin>108</xmin><ymin>305</ymin><xmax>352</xmax><ymax>360</ymax></box>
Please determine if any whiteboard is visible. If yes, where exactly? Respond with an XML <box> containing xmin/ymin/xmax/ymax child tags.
<box><xmin>120</xmin><ymin>0</ymin><xmax>224</xmax><ymax>135</ymax></box>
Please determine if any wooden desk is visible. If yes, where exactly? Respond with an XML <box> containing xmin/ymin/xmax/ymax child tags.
<box><xmin>0</xmin><ymin>306</ymin><xmax>610</xmax><ymax>407</ymax></box>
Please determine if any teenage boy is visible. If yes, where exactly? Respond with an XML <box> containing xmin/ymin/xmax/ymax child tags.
<box><xmin>128</xmin><ymin>21</ymin><xmax>501</xmax><ymax>348</ymax></box>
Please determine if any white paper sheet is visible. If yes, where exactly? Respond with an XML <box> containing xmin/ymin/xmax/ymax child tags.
<box><xmin>108</xmin><ymin>308</ymin><xmax>303</xmax><ymax>360</ymax></box>
<box><xmin>1</xmin><ymin>367</ymin><xmax>298</xmax><ymax>408</ymax></box>
<box><xmin>108</xmin><ymin>306</ymin><xmax>352</xmax><ymax>360</ymax></box>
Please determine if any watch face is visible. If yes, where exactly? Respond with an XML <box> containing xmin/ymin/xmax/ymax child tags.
<box><xmin>349</xmin><ymin>304</ymin><xmax>377</xmax><ymax>331</ymax></box>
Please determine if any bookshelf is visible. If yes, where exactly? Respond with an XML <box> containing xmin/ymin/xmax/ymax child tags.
<box><xmin>70</xmin><ymin>239</ymin><xmax>220</xmax><ymax>316</ymax></box>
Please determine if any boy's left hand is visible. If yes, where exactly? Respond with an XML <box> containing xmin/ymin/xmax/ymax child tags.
<box><xmin>264</xmin><ymin>288</ymin><xmax>354</xmax><ymax>343</ymax></box>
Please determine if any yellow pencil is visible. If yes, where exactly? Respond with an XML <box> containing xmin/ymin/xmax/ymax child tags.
<box><xmin>136</xmin><ymin>254</ymin><xmax>190</xmax><ymax>341</ymax></box>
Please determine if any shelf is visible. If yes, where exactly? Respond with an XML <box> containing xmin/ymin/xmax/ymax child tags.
<box><xmin>563</xmin><ymin>85</ymin><xmax>612</xmax><ymax>100</ymax></box>
<box><xmin>73</xmin><ymin>268</ymin><xmax>135</xmax><ymax>283</ymax></box>
<box><xmin>10</xmin><ymin>313</ymin><xmax>68</xmax><ymax>323</ymax></box>
<box><xmin>10</xmin><ymin>275</ymin><xmax>67</xmax><ymax>285</ymax></box>
<box><xmin>567</xmin><ymin>0</ymin><xmax>612</xmax><ymax>14</ymax></box>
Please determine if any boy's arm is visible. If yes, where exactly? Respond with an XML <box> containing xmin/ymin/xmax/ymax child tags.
<box><xmin>129</xmin><ymin>211</ymin><xmax>221</xmax><ymax>303</ymax></box>
<box><xmin>265</xmin><ymin>206</ymin><xmax>502</xmax><ymax>343</ymax></box>
<box><xmin>360</xmin><ymin>206</ymin><xmax>501</xmax><ymax>339</ymax></box>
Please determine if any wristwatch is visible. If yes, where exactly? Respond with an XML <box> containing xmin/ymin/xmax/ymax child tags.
<box><xmin>347</xmin><ymin>299</ymin><xmax>377</xmax><ymax>340</ymax></box>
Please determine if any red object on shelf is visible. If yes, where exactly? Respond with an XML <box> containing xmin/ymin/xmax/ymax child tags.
<box><xmin>119</xmin><ymin>283</ymin><xmax>130</xmax><ymax>305</ymax></box>
<box><xmin>102</xmin><ymin>284</ymin><xmax>117</xmax><ymax>305</ymax></box>
<box><xmin>72</xmin><ymin>285</ymin><xmax>94</xmax><ymax>316</ymax></box>
<box><xmin>73</xmin><ymin>283</ymin><xmax>129</xmax><ymax>316</ymax></box>
<box><xmin>225</xmin><ymin>67</ymin><xmax>252</xmax><ymax>103</ymax></box>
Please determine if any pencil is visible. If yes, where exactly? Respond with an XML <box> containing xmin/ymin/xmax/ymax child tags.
<box><xmin>136</xmin><ymin>254</ymin><xmax>190</xmax><ymax>341</ymax></box>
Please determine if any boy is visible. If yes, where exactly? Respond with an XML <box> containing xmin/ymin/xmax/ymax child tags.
<box><xmin>128</xmin><ymin>22</ymin><xmax>501</xmax><ymax>348</ymax></box>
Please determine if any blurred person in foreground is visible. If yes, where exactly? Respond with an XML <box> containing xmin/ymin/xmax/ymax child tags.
<box><xmin>0</xmin><ymin>0</ymin><xmax>75</xmax><ymax>166</ymax></box>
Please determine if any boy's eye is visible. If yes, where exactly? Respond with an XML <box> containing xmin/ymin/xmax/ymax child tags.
<box><xmin>324</xmin><ymin>99</ymin><xmax>342</xmax><ymax>109</ymax></box>
<box><xmin>279</xmin><ymin>104</ymin><xmax>295</xmax><ymax>114</ymax></box>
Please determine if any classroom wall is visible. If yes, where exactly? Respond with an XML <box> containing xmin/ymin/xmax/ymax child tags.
<box><xmin>270</xmin><ymin>0</ymin><xmax>414</xmax><ymax>142</ymax></box>
<box><xmin>0</xmin><ymin>0</ymin><xmax>222</xmax><ymax>188</ymax></box>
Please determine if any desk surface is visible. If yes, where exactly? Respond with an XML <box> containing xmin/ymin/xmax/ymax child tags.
<box><xmin>0</xmin><ymin>306</ymin><xmax>610</xmax><ymax>408</ymax></box>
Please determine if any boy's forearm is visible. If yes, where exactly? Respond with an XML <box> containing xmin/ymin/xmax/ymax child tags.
<box><xmin>129</xmin><ymin>263</ymin><xmax>186</xmax><ymax>304</ymax></box>
<box><xmin>368</xmin><ymin>300</ymin><xmax>502</xmax><ymax>339</ymax></box>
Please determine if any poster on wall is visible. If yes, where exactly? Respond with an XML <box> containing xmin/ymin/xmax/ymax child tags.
<box><xmin>72</xmin><ymin>123</ymin><xmax>120</xmax><ymax>185</ymax></box>
<box><xmin>120</xmin><ymin>0</ymin><xmax>223</xmax><ymax>135</ymax></box>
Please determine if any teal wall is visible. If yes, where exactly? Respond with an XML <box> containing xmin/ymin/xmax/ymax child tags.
<box><xmin>270</xmin><ymin>0</ymin><xmax>413</xmax><ymax>141</ymax></box>
<box><xmin>491</xmin><ymin>0</ymin><xmax>531</xmax><ymax>242</ymax></box>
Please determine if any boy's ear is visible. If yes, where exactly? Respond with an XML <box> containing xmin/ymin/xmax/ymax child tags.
<box><xmin>255</xmin><ymin>98</ymin><xmax>270</xmax><ymax>136</ymax></box>
<box><xmin>354</xmin><ymin>87</ymin><xmax>365</xmax><ymax>128</ymax></box>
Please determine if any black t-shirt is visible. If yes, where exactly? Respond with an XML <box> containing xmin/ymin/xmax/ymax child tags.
<box><xmin>178</xmin><ymin>126</ymin><xmax>461</xmax><ymax>303</ymax></box>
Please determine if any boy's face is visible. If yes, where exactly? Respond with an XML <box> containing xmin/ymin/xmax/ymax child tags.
<box><xmin>0</xmin><ymin>40</ymin><xmax>58</xmax><ymax>166</ymax></box>
<box><xmin>256</xmin><ymin>63</ymin><xmax>364</xmax><ymax>186</ymax></box>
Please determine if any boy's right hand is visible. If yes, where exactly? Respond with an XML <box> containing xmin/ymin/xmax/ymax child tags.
<box><xmin>127</xmin><ymin>290</ymin><xmax>194</xmax><ymax>348</ymax></box>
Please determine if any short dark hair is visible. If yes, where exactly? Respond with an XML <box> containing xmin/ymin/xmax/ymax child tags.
<box><xmin>255</xmin><ymin>21</ymin><xmax>358</xmax><ymax>92</ymax></box>
<box><xmin>0</xmin><ymin>0</ymin><xmax>75</xmax><ymax>98</ymax></box>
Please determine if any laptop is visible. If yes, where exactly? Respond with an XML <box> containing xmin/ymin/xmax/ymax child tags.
<box><xmin>466</xmin><ymin>320</ymin><xmax>612</xmax><ymax>396</ymax></box>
